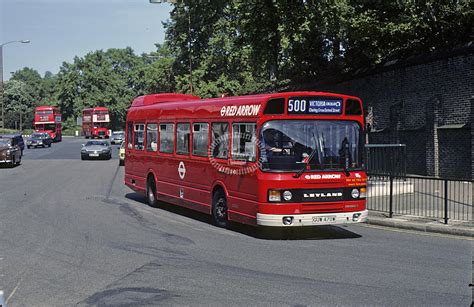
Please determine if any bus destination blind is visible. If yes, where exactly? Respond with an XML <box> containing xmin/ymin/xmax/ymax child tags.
<box><xmin>288</xmin><ymin>97</ymin><xmax>343</xmax><ymax>115</ymax></box>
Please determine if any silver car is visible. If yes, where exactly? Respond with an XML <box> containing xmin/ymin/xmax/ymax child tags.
<box><xmin>110</xmin><ymin>131</ymin><xmax>125</xmax><ymax>145</ymax></box>
<box><xmin>81</xmin><ymin>140</ymin><xmax>112</xmax><ymax>160</ymax></box>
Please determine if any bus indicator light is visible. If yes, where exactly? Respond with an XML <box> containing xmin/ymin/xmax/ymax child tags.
<box><xmin>268</xmin><ymin>190</ymin><xmax>281</xmax><ymax>202</ymax></box>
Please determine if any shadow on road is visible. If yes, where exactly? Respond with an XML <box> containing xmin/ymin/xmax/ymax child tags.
<box><xmin>0</xmin><ymin>163</ymin><xmax>20</xmax><ymax>168</ymax></box>
<box><xmin>125</xmin><ymin>192</ymin><xmax>362</xmax><ymax>241</ymax></box>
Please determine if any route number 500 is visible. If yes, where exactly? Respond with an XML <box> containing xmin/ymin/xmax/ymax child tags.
<box><xmin>288</xmin><ymin>99</ymin><xmax>307</xmax><ymax>112</ymax></box>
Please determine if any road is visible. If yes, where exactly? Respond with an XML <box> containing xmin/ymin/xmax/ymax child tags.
<box><xmin>0</xmin><ymin>138</ymin><xmax>472</xmax><ymax>306</ymax></box>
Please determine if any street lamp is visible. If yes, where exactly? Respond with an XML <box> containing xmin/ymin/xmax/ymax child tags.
<box><xmin>0</xmin><ymin>39</ymin><xmax>30</xmax><ymax>129</ymax></box>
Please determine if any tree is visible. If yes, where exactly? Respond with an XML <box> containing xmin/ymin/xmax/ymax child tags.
<box><xmin>55</xmin><ymin>47</ymin><xmax>154</xmax><ymax>130</ymax></box>
<box><xmin>136</xmin><ymin>43</ymin><xmax>176</xmax><ymax>94</ymax></box>
<box><xmin>3</xmin><ymin>80</ymin><xmax>34</xmax><ymax>130</ymax></box>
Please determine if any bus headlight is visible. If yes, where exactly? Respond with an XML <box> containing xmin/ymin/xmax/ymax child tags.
<box><xmin>268</xmin><ymin>190</ymin><xmax>281</xmax><ymax>202</ymax></box>
<box><xmin>282</xmin><ymin>190</ymin><xmax>292</xmax><ymax>201</ymax></box>
<box><xmin>351</xmin><ymin>188</ymin><xmax>360</xmax><ymax>199</ymax></box>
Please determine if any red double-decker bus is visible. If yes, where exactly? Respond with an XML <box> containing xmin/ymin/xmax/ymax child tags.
<box><xmin>34</xmin><ymin>106</ymin><xmax>62</xmax><ymax>142</ymax></box>
<box><xmin>82</xmin><ymin>107</ymin><xmax>110</xmax><ymax>138</ymax></box>
<box><xmin>124</xmin><ymin>92</ymin><xmax>367</xmax><ymax>228</ymax></box>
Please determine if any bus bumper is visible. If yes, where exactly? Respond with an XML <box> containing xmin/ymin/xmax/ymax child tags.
<box><xmin>256</xmin><ymin>210</ymin><xmax>368</xmax><ymax>227</ymax></box>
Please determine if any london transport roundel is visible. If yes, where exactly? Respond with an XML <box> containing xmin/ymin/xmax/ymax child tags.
<box><xmin>178</xmin><ymin>161</ymin><xmax>186</xmax><ymax>179</ymax></box>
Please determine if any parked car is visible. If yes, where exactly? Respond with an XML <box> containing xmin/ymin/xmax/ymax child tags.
<box><xmin>110</xmin><ymin>131</ymin><xmax>125</xmax><ymax>145</ymax></box>
<box><xmin>0</xmin><ymin>137</ymin><xmax>22</xmax><ymax>167</ymax></box>
<box><xmin>0</xmin><ymin>133</ymin><xmax>24</xmax><ymax>156</ymax></box>
<box><xmin>81</xmin><ymin>140</ymin><xmax>112</xmax><ymax>160</ymax></box>
<box><xmin>119</xmin><ymin>141</ymin><xmax>125</xmax><ymax>166</ymax></box>
<box><xmin>26</xmin><ymin>132</ymin><xmax>53</xmax><ymax>148</ymax></box>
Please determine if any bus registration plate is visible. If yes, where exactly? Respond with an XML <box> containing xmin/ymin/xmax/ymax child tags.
<box><xmin>312</xmin><ymin>216</ymin><xmax>336</xmax><ymax>224</ymax></box>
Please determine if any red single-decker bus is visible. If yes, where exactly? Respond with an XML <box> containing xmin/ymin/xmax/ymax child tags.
<box><xmin>34</xmin><ymin>106</ymin><xmax>62</xmax><ymax>142</ymax></box>
<box><xmin>82</xmin><ymin>107</ymin><xmax>110</xmax><ymax>138</ymax></box>
<box><xmin>124</xmin><ymin>92</ymin><xmax>368</xmax><ymax>228</ymax></box>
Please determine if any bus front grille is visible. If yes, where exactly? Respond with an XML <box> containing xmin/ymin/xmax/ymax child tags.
<box><xmin>301</xmin><ymin>203</ymin><xmax>344</xmax><ymax>213</ymax></box>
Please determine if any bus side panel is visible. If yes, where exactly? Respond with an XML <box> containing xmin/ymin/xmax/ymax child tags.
<box><xmin>227</xmin><ymin>196</ymin><xmax>259</xmax><ymax>225</ymax></box>
<box><xmin>154</xmin><ymin>157</ymin><xmax>213</xmax><ymax>214</ymax></box>
<box><xmin>223</xmin><ymin>167</ymin><xmax>259</xmax><ymax>222</ymax></box>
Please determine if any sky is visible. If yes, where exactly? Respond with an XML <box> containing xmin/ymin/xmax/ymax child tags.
<box><xmin>1</xmin><ymin>0</ymin><xmax>173</xmax><ymax>79</ymax></box>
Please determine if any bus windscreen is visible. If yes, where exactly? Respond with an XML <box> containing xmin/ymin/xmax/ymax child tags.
<box><xmin>260</xmin><ymin>120</ymin><xmax>362</xmax><ymax>171</ymax></box>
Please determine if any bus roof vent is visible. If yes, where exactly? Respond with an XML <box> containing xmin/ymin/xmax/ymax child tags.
<box><xmin>132</xmin><ymin>93</ymin><xmax>200</xmax><ymax>107</ymax></box>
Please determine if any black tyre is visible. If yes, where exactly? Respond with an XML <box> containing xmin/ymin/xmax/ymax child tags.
<box><xmin>212</xmin><ymin>190</ymin><xmax>229</xmax><ymax>228</ymax></box>
<box><xmin>48</xmin><ymin>143</ymin><xmax>51</xmax><ymax>147</ymax></box>
<box><xmin>119</xmin><ymin>159</ymin><xmax>124</xmax><ymax>166</ymax></box>
<box><xmin>16</xmin><ymin>156</ymin><xmax>21</xmax><ymax>166</ymax></box>
<box><xmin>27</xmin><ymin>145</ymin><xmax>31</xmax><ymax>149</ymax></box>
<box><xmin>81</xmin><ymin>155</ymin><xmax>85</xmax><ymax>160</ymax></box>
<box><xmin>146</xmin><ymin>176</ymin><xmax>159</xmax><ymax>207</ymax></box>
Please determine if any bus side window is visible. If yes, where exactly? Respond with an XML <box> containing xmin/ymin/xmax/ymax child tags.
<box><xmin>127</xmin><ymin>122</ymin><xmax>133</xmax><ymax>150</ymax></box>
<box><xmin>146</xmin><ymin>123</ymin><xmax>158</xmax><ymax>152</ymax></box>
<box><xmin>193</xmin><ymin>123</ymin><xmax>209</xmax><ymax>157</ymax></box>
<box><xmin>211</xmin><ymin>122</ymin><xmax>229</xmax><ymax>159</ymax></box>
<box><xmin>134</xmin><ymin>123</ymin><xmax>145</xmax><ymax>150</ymax></box>
<box><xmin>232</xmin><ymin>123</ymin><xmax>256</xmax><ymax>162</ymax></box>
<box><xmin>176</xmin><ymin>123</ymin><xmax>190</xmax><ymax>155</ymax></box>
<box><xmin>159</xmin><ymin>123</ymin><xmax>174</xmax><ymax>153</ymax></box>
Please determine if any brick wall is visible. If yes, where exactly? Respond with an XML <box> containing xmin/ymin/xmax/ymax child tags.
<box><xmin>290</xmin><ymin>46</ymin><xmax>473</xmax><ymax>179</ymax></box>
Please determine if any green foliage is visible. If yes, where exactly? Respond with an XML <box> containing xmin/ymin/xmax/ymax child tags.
<box><xmin>55</xmin><ymin>48</ymin><xmax>146</xmax><ymax>129</ymax></box>
<box><xmin>3</xmin><ymin>80</ymin><xmax>35</xmax><ymax>130</ymax></box>
<box><xmin>3</xmin><ymin>0</ymin><xmax>471</xmax><ymax>129</ymax></box>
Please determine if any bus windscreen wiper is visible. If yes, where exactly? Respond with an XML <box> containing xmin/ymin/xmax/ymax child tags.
<box><xmin>293</xmin><ymin>133</ymin><xmax>318</xmax><ymax>178</ymax></box>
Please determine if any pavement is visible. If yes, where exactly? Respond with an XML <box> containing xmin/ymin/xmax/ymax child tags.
<box><xmin>367</xmin><ymin>211</ymin><xmax>474</xmax><ymax>237</ymax></box>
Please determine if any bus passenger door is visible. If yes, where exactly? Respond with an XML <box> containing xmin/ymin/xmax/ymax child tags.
<box><xmin>225</xmin><ymin>123</ymin><xmax>259</xmax><ymax>221</ymax></box>
<box><xmin>125</xmin><ymin>122</ymin><xmax>145</xmax><ymax>190</ymax></box>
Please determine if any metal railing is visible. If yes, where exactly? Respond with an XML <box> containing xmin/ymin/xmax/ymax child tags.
<box><xmin>365</xmin><ymin>144</ymin><xmax>406</xmax><ymax>177</ymax></box>
<box><xmin>367</xmin><ymin>174</ymin><xmax>473</xmax><ymax>223</ymax></box>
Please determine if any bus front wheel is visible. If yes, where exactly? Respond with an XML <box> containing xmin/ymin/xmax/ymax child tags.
<box><xmin>212</xmin><ymin>191</ymin><xmax>229</xmax><ymax>228</ymax></box>
<box><xmin>146</xmin><ymin>176</ymin><xmax>159</xmax><ymax>208</ymax></box>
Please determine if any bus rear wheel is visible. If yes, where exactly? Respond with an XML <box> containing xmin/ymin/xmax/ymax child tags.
<box><xmin>146</xmin><ymin>176</ymin><xmax>159</xmax><ymax>208</ymax></box>
<box><xmin>212</xmin><ymin>191</ymin><xmax>229</xmax><ymax>228</ymax></box>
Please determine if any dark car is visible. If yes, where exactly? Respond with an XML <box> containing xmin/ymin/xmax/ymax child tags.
<box><xmin>0</xmin><ymin>133</ymin><xmax>24</xmax><ymax>156</ymax></box>
<box><xmin>81</xmin><ymin>140</ymin><xmax>112</xmax><ymax>160</ymax></box>
<box><xmin>26</xmin><ymin>132</ymin><xmax>53</xmax><ymax>148</ymax></box>
<box><xmin>0</xmin><ymin>137</ymin><xmax>22</xmax><ymax>167</ymax></box>
<box><xmin>110</xmin><ymin>131</ymin><xmax>125</xmax><ymax>145</ymax></box>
